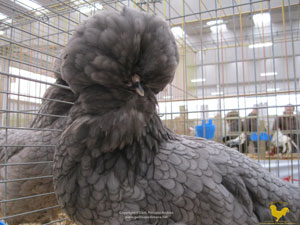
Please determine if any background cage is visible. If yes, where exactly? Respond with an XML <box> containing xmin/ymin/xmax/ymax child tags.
<box><xmin>0</xmin><ymin>0</ymin><xmax>299</xmax><ymax>224</ymax></box>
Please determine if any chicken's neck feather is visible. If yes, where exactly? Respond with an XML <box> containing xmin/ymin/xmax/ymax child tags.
<box><xmin>59</xmin><ymin>85</ymin><xmax>176</xmax><ymax>182</ymax></box>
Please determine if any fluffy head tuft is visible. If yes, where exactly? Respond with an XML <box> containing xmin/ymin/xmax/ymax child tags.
<box><xmin>60</xmin><ymin>7</ymin><xmax>179</xmax><ymax>94</ymax></box>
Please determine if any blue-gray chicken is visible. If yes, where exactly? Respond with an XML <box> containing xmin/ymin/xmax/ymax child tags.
<box><xmin>52</xmin><ymin>7</ymin><xmax>300</xmax><ymax>225</ymax></box>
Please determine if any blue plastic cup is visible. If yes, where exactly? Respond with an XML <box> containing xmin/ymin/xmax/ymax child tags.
<box><xmin>195</xmin><ymin>119</ymin><xmax>215</xmax><ymax>139</ymax></box>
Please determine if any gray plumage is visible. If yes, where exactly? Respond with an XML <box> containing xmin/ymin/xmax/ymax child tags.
<box><xmin>52</xmin><ymin>7</ymin><xmax>300</xmax><ymax>225</ymax></box>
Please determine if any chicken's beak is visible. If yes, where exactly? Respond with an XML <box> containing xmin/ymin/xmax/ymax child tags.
<box><xmin>132</xmin><ymin>74</ymin><xmax>144</xmax><ymax>97</ymax></box>
<box><xmin>135</xmin><ymin>82</ymin><xmax>144</xmax><ymax>96</ymax></box>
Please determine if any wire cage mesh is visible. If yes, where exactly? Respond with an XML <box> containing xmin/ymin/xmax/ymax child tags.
<box><xmin>0</xmin><ymin>0</ymin><xmax>299</xmax><ymax>224</ymax></box>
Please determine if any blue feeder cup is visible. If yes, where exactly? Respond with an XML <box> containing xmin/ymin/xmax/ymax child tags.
<box><xmin>250</xmin><ymin>132</ymin><xmax>258</xmax><ymax>141</ymax></box>
<box><xmin>195</xmin><ymin>119</ymin><xmax>215</xmax><ymax>139</ymax></box>
<box><xmin>260</xmin><ymin>132</ymin><xmax>272</xmax><ymax>141</ymax></box>
<box><xmin>0</xmin><ymin>221</ymin><xmax>6</xmax><ymax>225</ymax></box>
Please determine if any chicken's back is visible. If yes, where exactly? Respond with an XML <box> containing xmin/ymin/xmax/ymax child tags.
<box><xmin>0</xmin><ymin>82</ymin><xmax>75</xmax><ymax>224</ymax></box>
<box><xmin>0</xmin><ymin>129</ymin><xmax>61</xmax><ymax>224</ymax></box>
<box><xmin>173</xmin><ymin>136</ymin><xmax>300</xmax><ymax>224</ymax></box>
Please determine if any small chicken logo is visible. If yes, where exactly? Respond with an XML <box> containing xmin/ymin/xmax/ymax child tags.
<box><xmin>270</xmin><ymin>204</ymin><xmax>290</xmax><ymax>222</ymax></box>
